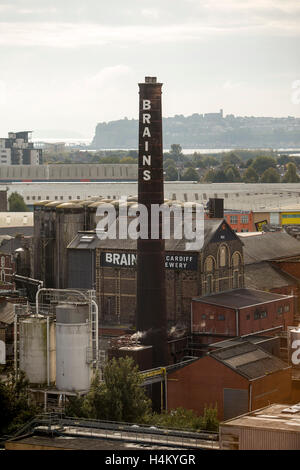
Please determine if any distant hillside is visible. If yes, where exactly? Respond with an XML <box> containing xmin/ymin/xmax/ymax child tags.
<box><xmin>91</xmin><ymin>113</ymin><xmax>300</xmax><ymax>149</ymax></box>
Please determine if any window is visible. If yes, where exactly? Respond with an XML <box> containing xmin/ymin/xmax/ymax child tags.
<box><xmin>241</xmin><ymin>215</ymin><xmax>249</xmax><ymax>224</ymax></box>
<box><xmin>230</xmin><ymin>215</ymin><xmax>238</xmax><ymax>224</ymax></box>
<box><xmin>219</xmin><ymin>246</ymin><xmax>227</xmax><ymax>267</ymax></box>
<box><xmin>218</xmin><ymin>314</ymin><xmax>225</xmax><ymax>321</ymax></box>
<box><xmin>69</xmin><ymin>196</ymin><xmax>72</xmax><ymax>200</ymax></box>
<box><xmin>26</xmin><ymin>196</ymin><xmax>30</xmax><ymax>200</ymax></box>
<box><xmin>260</xmin><ymin>311</ymin><xmax>267</xmax><ymax>319</ymax></box>
<box><xmin>55</xmin><ymin>196</ymin><xmax>58</xmax><ymax>200</ymax></box>
<box><xmin>278</xmin><ymin>306</ymin><xmax>283</xmax><ymax>315</ymax></box>
<box><xmin>77</xmin><ymin>196</ymin><xmax>80</xmax><ymax>199</ymax></box>
<box><xmin>60</xmin><ymin>196</ymin><xmax>63</xmax><ymax>200</ymax></box>
<box><xmin>38</xmin><ymin>196</ymin><xmax>41</xmax><ymax>200</ymax></box>
<box><xmin>46</xmin><ymin>196</ymin><xmax>49</xmax><ymax>200</ymax></box>
<box><xmin>32</xmin><ymin>196</ymin><xmax>35</xmax><ymax>200</ymax></box>
<box><xmin>246</xmin><ymin>314</ymin><xmax>250</xmax><ymax>320</ymax></box>
<box><xmin>254</xmin><ymin>311</ymin><xmax>260</xmax><ymax>320</ymax></box>
<box><xmin>284</xmin><ymin>305</ymin><xmax>290</xmax><ymax>312</ymax></box>
<box><xmin>202</xmin><ymin>314</ymin><xmax>206</xmax><ymax>319</ymax></box>
<box><xmin>233</xmin><ymin>271</ymin><xmax>239</xmax><ymax>288</ymax></box>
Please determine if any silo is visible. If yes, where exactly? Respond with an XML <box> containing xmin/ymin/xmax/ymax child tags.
<box><xmin>33</xmin><ymin>201</ymin><xmax>49</xmax><ymax>281</ymax></box>
<box><xmin>19</xmin><ymin>316</ymin><xmax>56</xmax><ymax>385</ymax></box>
<box><xmin>88</xmin><ymin>200</ymin><xmax>113</xmax><ymax>232</ymax></box>
<box><xmin>55</xmin><ymin>303</ymin><xmax>92</xmax><ymax>392</ymax></box>
<box><xmin>55</xmin><ymin>203</ymin><xmax>85</xmax><ymax>288</ymax></box>
<box><xmin>289</xmin><ymin>327</ymin><xmax>300</xmax><ymax>369</ymax></box>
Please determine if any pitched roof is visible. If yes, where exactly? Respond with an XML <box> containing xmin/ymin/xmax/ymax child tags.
<box><xmin>193</xmin><ymin>288</ymin><xmax>290</xmax><ymax>309</ymax></box>
<box><xmin>240</xmin><ymin>231</ymin><xmax>300</xmax><ymax>264</ymax></box>
<box><xmin>67</xmin><ymin>218</ymin><xmax>238</xmax><ymax>252</ymax></box>
<box><xmin>210</xmin><ymin>341</ymin><xmax>289</xmax><ymax>380</ymax></box>
<box><xmin>244</xmin><ymin>262</ymin><xmax>296</xmax><ymax>290</ymax></box>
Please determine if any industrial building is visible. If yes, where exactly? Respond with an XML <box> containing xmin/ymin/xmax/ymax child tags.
<box><xmin>5</xmin><ymin>181</ymin><xmax>300</xmax><ymax>211</ymax></box>
<box><xmin>191</xmin><ymin>288</ymin><xmax>294</xmax><ymax>342</ymax></box>
<box><xmin>0</xmin><ymin>131</ymin><xmax>42</xmax><ymax>166</ymax></box>
<box><xmin>219</xmin><ymin>403</ymin><xmax>300</xmax><ymax>450</ymax></box>
<box><xmin>167</xmin><ymin>342</ymin><xmax>292</xmax><ymax>421</ymax></box>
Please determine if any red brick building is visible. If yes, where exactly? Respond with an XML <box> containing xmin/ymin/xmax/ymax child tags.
<box><xmin>167</xmin><ymin>341</ymin><xmax>292</xmax><ymax>420</ymax></box>
<box><xmin>0</xmin><ymin>252</ymin><xmax>15</xmax><ymax>290</ymax></box>
<box><xmin>224</xmin><ymin>210</ymin><xmax>254</xmax><ymax>233</ymax></box>
<box><xmin>191</xmin><ymin>288</ymin><xmax>294</xmax><ymax>344</ymax></box>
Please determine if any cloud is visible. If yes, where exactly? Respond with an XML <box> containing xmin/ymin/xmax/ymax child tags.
<box><xmin>0</xmin><ymin>16</ymin><xmax>299</xmax><ymax>50</ymax></box>
<box><xmin>141</xmin><ymin>8</ymin><xmax>160</xmax><ymax>20</ymax></box>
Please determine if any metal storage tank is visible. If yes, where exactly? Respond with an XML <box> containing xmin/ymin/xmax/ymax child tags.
<box><xmin>55</xmin><ymin>303</ymin><xmax>92</xmax><ymax>392</ymax></box>
<box><xmin>55</xmin><ymin>203</ymin><xmax>85</xmax><ymax>288</ymax></box>
<box><xmin>289</xmin><ymin>327</ymin><xmax>300</xmax><ymax>368</ymax></box>
<box><xmin>19</xmin><ymin>316</ymin><xmax>56</xmax><ymax>385</ymax></box>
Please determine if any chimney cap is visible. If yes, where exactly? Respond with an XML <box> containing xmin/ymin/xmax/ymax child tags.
<box><xmin>145</xmin><ymin>76</ymin><xmax>157</xmax><ymax>83</ymax></box>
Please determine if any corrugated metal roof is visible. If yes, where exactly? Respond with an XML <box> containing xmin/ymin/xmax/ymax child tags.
<box><xmin>240</xmin><ymin>232</ymin><xmax>300</xmax><ymax>264</ymax></box>
<box><xmin>0</xmin><ymin>302</ymin><xmax>15</xmax><ymax>324</ymax></box>
<box><xmin>210</xmin><ymin>341</ymin><xmax>289</xmax><ymax>380</ymax></box>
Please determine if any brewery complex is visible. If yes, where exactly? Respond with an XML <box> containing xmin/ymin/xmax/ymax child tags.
<box><xmin>1</xmin><ymin>77</ymin><xmax>300</xmax><ymax>451</ymax></box>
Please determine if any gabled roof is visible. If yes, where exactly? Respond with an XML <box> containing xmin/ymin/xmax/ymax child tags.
<box><xmin>210</xmin><ymin>341</ymin><xmax>289</xmax><ymax>380</ymax></box>
<box><xmin>67</xmin><ymin>218</ymin><xmax>241</xmax><ymax>252</ymax></box>
<box><xmin>244</xmin><ymin>262</ymin><xmax>296</xmax><ymax>290</ymax></box>
<box><xmin>240</xmin><ymin>231</ymin><xmax>300</xmax><ymax>264</ymax></box>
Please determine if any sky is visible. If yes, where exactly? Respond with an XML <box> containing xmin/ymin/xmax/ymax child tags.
<box><xmin>0</xmin><ymin>0</ymin><xmax>300</xmax><ymax>139</ymax></box>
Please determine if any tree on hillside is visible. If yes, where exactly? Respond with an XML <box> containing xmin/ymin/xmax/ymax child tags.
<box><xmin>169</xmin><ymin>144</ymin><xmax>183</xmax><ymax>162</ymax></box>
<box><xmin>282</xmin><ymin>162</ymin><xmax>300</xmax><ymax>183</ymax></box>
<box><xmin>251</xmin><ymin>156</ymin><xmax>277</xmax><ymax>175</ymax></box>
<box><xmin>203</xmin><ymin>156</ymin><xmax>219</xmax><ymax>168</ymax></box>
<box><xmin>260</xmin><ymin>167</ymin><xmax>280</xmax><ymax>183</ymax></box>
<box><xmin>181</xmin><ymin>167</ymin><xmax>200</xmax><ymax>181</ymax></box>
<box><xmin>203</xmin><ymin>169</ymin><xmax>215</xmax><ymax>182</ymax></box>
<box><xmin>243</xmin><ymin>166</ymin><xmax>259</xmax><ymax>183</ymax></box>
<box><xmin>119</xmin><ymin>156</ymin><xmax>137</xmax><ymax>164</ymax></box>
<box><xmin>165</xmin><ymin>165</ymin><xmax>178</xmax><ymax>181</ymax></box>
<box><xmin>8</xmin><ymin>192</ymin><xmax>28</xmax><ymax>212</ymax></box>
<box><xmin>221</xmin><ymin>152</ymin><xmax>242</xmax><ymax>167</ymax></box>
<box><xmin>225</xmin><ymin>165</ymin><xmax>241</xmax><ymax>182</ymax></box>
<box><xmin>66</xmin><ymin>357</ymin><xmax>152</xmax><ymax>423</ymax></box>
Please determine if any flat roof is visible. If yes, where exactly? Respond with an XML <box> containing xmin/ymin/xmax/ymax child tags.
<box><xmin>221</xmin><ymin>403</ymin><xmax>300</xmax><ymax>432</ymax></box>
<box><xmin>193</xmin><ymin>288</ymin><xmax>291</xmax><ymax>309</ymax></box>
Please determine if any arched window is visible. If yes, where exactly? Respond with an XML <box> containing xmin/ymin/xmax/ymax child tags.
<box><xmin>232</xmin><ymin>252</ymin><xmax>242</xmax><ymax>268</ymax></box>
<box><xmin>233</xmin><ymin>270</ymin><xmax>239</xmax><ymax>288</ymax></box>
<box><xmin>219</xmin><ymin>245</ymin><xmax>228</xmax><ymax>267</ymax></box>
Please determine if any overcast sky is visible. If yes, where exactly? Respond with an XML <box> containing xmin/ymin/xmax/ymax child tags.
<box><xmin>0</xmin><ymin>0</ymin><xmax>299</xmax><ymax>138</ymax></box>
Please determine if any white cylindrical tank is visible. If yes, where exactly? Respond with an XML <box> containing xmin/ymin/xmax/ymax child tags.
<box><xmin>19</xmin><ymin>316</ymin><xmax>56</xmax><ymax>384</ymax></box>
<box><xmin>289</xmin><ymin>328</ymin><xmax>300</xmax><ymax>369</ymax></box>
<box><xmin>56</xmin><ymin>303</ymin><xmax>92</xmax><ymax>392</ymax></box>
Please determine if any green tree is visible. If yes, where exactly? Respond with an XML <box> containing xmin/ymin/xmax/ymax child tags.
<box><xmin>221</xmin><ymin>152</ymin><xmax>242</xmax><ymax>167</ymax></box>
<box><xmin>203</xmin><ymin>169</ymin><xmax>215</xmax><ymax>182</ymax></box>
<box><xmin>282</xmin><ymin>162</ymin><xmax>300</xmax><ymax>183</ymax></box>
<box><xmin>119</xmin><ymin>156</ymin><xmax>136</xmax><ymax>164</ymax></box>
<box><xmin>203</xmin><ymin>156</ymin><xmax>219</xmax><ymax>168</ymax></box>
<box><xmin>243</xmin><ymin>166</ymin><xmax>259</xmax><ymax>183</ymax></box>
<box><xmin>181</xmin><ymin>167</ymin><xmax>200</xmax><ymax>181</ymax></box>
<box><xmin>169</xmin><ymin>144</ymin><xmax>183</xmax><ymax>162</ymax></box>
<box><xmin>225</xmin><ymin>165</ymin><xmax>241</xmax><ymax>182</ymax></box>
<box><xmin>251</xmin><ymin>156</ymin><xmax>277</xmax><ymax>175</ymax></box>
<box><xmin>67</xmin><ymin>357</ymin><xmax>152</xmax><ymax>423</ymax></box>
<box><xmin>165</xmin><ymin>165</ymin><xmax>179</xmax><ymax>181</ymax></box>
<box><xmin>8</xmin><ymin>192</ymin><xmax>28</xmax><ymax>212</ymax></box>
<box><xmin>143</xmin><ymin>405</ymin><xmax>219</xmax><ymax>432</ymax></box>
<box><xmin>0</xmin><ymin>371</ymin><xmax>37</xmax><ymax>436</ymax></box>
<box><xmin>260</xmin><ymin>167</ymin><xmax>280</xmax><ymax>183</ymax></box>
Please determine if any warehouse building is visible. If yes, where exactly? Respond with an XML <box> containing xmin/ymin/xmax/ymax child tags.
<box><xmin>166</xmin><ymin>341</ymin><xmax>292</xmax><ymax>421</ymax></box>
<box><xmin>191</xmin><ymin>288</ymin><xmax>294</xmax><ymax>345</ymax></box>
<box><xmin>219</xmin><ymin>403</ymin><xmax>300</xmax><ymax>450</ymax></box>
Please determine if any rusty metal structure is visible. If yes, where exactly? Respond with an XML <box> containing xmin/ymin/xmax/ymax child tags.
<box><xmin>136</xmin><ymin>76</ymin><xmax>168</xmax><ymax>367</ymax></box>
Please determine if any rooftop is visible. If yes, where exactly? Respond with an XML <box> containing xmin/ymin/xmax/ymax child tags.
<box><xmin>193</xmin><ymin>288</ymin><xmax>291</xmax><ymax>309</ymax></box>
<box><xmin>221</xmin><ymin>403</ymin><xmax>300</xmax><ymax>432</ymax></box>
<box><xmin>239</xmin><ymin>231</ymin><xmax>300</xmax><ymax>264</ymax></box>
<box><xmin>210</xmin><ymin>341</ymin><xmax>289</xmax><ymax>380</ymax></box>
